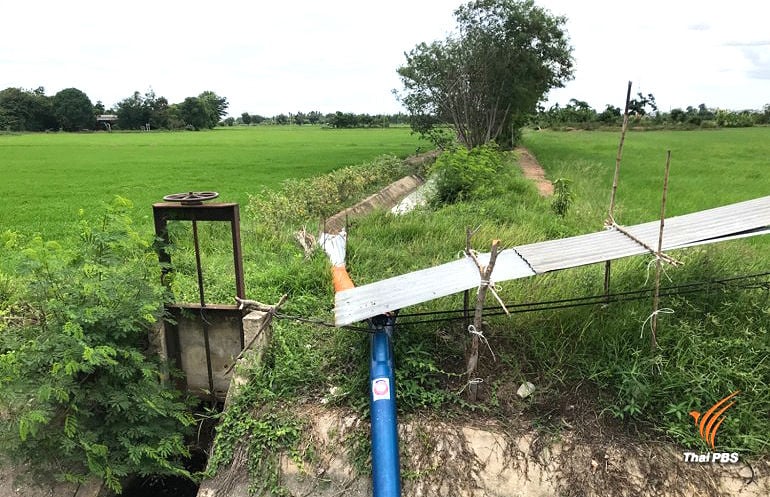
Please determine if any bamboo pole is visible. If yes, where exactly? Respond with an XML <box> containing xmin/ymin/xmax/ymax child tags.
<box><xmin>466</xmin><ymin>239</ymin><xmax>500</xmax><ymax>401</ymax></box>
<box><xmin>604</xmin><ymin>81</ymin><xmax>634</xmax><ymax>302</ymax></box>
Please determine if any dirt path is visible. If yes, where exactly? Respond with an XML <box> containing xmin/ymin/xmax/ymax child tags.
<box><xmin>515</xmin><ymin>146</ymin><xmax>553</xmax><ymax>196</ymax></box>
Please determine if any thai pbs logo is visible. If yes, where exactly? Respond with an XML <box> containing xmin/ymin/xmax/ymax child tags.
<box><xmin>683</xmin><ymin>390</ymin><xmax>740</xmax><ymax>463</ymax></box>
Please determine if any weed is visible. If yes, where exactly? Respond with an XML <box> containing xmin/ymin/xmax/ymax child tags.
<box><xmin>551</xmin><ymin>177</ymin><xmax>573</xmax><ymax>217</ymax></box>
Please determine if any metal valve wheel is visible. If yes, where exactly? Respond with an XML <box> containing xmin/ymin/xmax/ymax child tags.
<box><xmin>162</xmin><ymin>191</ymin><xmax>220</xmax><ymax>205</ymax></box>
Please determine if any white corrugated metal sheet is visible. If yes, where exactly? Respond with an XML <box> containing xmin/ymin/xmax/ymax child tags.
<box><xmin>335</xmin><ymin>196</ymin><xmax>770</xmax><ymax>326</ymax></box>
<box><xmin>517</xmin><ymin>196</ymin><xmax>770</xmax><ymax>273</ymax></box>
<box><xmin>334</xmin><ymin>251</ymin><xmax>534</xmax><ymax>326</ymax></box>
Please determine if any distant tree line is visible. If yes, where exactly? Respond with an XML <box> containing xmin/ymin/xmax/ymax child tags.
<box><xmin>533</xmin><ymin>95</ymin><xmax>770</xmax><ymax>129</ymax></box>
<box><xmin>0</xmin><ymin>87</ymin><xmax>228</xmax><ymax>132</ymax></box>
<box><xmin>225</xmin><ymin>111</ymin><xmax>410</xmax><ymax>128</ymax></box>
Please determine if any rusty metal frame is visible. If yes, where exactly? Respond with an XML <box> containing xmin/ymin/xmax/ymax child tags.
<box><xmin>153</xmin><ymin>201</ymin><xmax>246</xmax><ymax>398</ymax></box>
<box><xmin>153</xmin><ymin>202</ymin><xmax>245</xmax><ymax>301</ymax></box>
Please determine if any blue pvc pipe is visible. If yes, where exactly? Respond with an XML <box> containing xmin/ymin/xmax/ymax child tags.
<box><xmin>369</xmin><ymin>315</ymin><xmax>401</xmax><ymax>497</ymax></box>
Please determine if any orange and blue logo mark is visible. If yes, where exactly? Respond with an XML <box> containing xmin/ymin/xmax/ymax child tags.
<box><xmin>688</xmin><ymin>390</ymin><xmax>739</xmax><ymax>449</ymax></box>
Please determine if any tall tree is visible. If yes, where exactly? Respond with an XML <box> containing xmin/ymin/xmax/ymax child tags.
<box><xmin>52</xmin><ymin>88</ymin><xmax>93</xmax><ymax>131</ymax></box>
<box><xmin>0</xmin><ymin>87</ymin><xmax>57</xmax><ymax>131</ymax></box>
<box><xmin>143</xmin><ymin>89</ymin><xmax>170</xmax><ymax>129</ymax></box>
<box><xmin>397</xmin><ymin>0</ymin><xmax>574</xmax><ymax>148</ymax></box>
<box><xmin>628</xmin><ymin>92</ymin><xmax>657</xmax><ymax>117</ymax></box>
<box><xmin>178</xmin><ymin>97</ymin><xmax>209</xmax><ymax>130</ymax></box>
<box><xmin>116</xmin><ymin>91</ymin><xmax>149</xmax><ymax>130</ymax></box>
<box><xmin>241</xmin><ymin>112</ymin><xmax>251</xmax><ymax>125</ymax></box>
<box><xmin>197</xmin><ymin>91</ymin><xmax>228</xmax><ymax>129</ymax></box>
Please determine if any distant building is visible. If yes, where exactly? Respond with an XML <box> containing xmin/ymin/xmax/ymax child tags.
<box><xmin>96</xmin><ymin>114</ymin><xmax>118</xmax><ymax>131</ymax></box>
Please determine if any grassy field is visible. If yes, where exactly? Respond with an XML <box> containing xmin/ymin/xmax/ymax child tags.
<box><xmin>0</xmin><ymin>126</ymin><xmax>427</xmax><ymax>238</ymax></box>
<box><xmin>521</xmin><ymin>127</ymin><xmax>770</xmax><ymax>222</ymax></box>
<box><xmin>2</xmin><ymin>126</ymin><xmax>769</xmax><ymax>492</ymax></box>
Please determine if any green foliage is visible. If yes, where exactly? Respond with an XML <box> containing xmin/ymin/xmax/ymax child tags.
<box><xmin>534</xmin><ymin>99</ymin><xmax>770</xmax><ymax>130</ymax></box>
<box><xmin>597</xmin><ymin>104</ymin><xmax>622</xmax><ymax>124</ymax></box>
<box><xmin>550</xmin><ymin>177</ymin><xmax>573</xmax><ymax>217</ymax></box>
<box><xmin>538</xmin><ymin>99</ymin><xmax>598</xmax><ymax>128</ymax></box>
<box><xmin>715</xmin><ymin>109</ymin><xmax>755</xmax><ymax>128</ymax></box>
<box><xmin>52</xmin><ymin>88</ymin><xmax>94</xmax><ymax>131</ymax></box>
<box><xmin>246</xmin><ymin>154</ymin><xmax>411</xmax><ymax>235</ymax></box>
<box><xmin>627</xmin><ymin>92</ymin><xmax>658</xmax><ymax>117</ymax></box>
<box><xmin>207</xmin><ymin>387</ymin><xmax>306</xmax><ymax>496</ymax></box>
<box><xmin>0</xmin><ymin>198</ymin><xmax>194</xmax><ymax>492</ymax></box>
<box><xmin>0</xmin><ymin>86</ymin><xmax>57</xmax><ymax>131</ymax></box>
<box><xmin>397</xmin><ymin>0</ymin><xmax>574</xmax><ymax>149</ymax></box>
<box><xmin>115</xmin><ymin>89</ymin><xmax>170</xmax><ymax>130</ymax></box>
<box><xmin>204</xmin><ymin>319</ymin><xmax>325</xmax><ymax>494</ymax></box>
<box><xmin>197</xmin><ymin>91</ymin><xmax>229</xmax><ymax>129</ymax></box>
<box><xmin>430</xmin><ymin>144</ymin><xmax>503</xmax><ymax>205</ymax></box>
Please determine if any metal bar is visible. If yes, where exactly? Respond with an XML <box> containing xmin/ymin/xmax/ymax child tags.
<box><xmin>651</xmin><ymin>151</ymin><xmax>672</xmax><ymax>349</ymax></box>
<box><xmin>200</xmin><ymin>309</ymin><xmax>215</xmax><ymax>398</ymax></box>
<box><xmin>152</xmin><ymin>202</ymin><xmax>240</xmax><ymax>222</ymax></box>
<box><xmin>191</xmin><ymin>219</ymin><xmax>215</xmax><ymax>396</ymax></box>
<box><xmin>230</xmin><ymin>205</ymin><xmax>246</xmax><ymax>300</ymax></box>
<box><xmin>369</xmin><ymin>314</ymin><xmax>401</xmax><ymax>497</ymax></box>
<box><xmin>603</xmin><ymin>261</ymin><xmax>611</xmax><ymax>304</ymax></box>
<box><xmin>463</xmin><ymin>290</ymin><xmax>470</xmax><ymax>329</ymax></box>
<box><xmin>152</xmin><ymin>209</ymin><xmax>172</xmax><ymax>287</ymax></box>
<box><xmin>192</xmin><ymin>220</ymin><xmax>206</xmax><ymax>307</ymax></box>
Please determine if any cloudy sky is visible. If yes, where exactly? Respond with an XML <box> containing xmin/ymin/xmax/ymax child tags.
<box><xmin>2</xmin><ymin>0</ymin><xmax>768</xmax><ymax>117</ymax></box>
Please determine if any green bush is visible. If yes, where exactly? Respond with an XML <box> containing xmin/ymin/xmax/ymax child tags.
<box><xmin>246</xmin><ymin>155</ymin><xmax>409</xmax><ymax>236</ymax></box>
<box><xmin>715</xmin><ymin>109</ymin><xmax>754</xmax><ymax>128</ymax></box>
<box><xmin>0</xmin><ymin>198</ymin><xmax>194</xmax><ymax>492</ymax></box>
<box><xmin>430</xmin><ymin>144</ymin><xmax>503</xmax><ymax>205</ymax></box>
<box><xmin>550</xmin><ymin>178</ymin><xmax>573</xmax><ymax>217</ymax></box>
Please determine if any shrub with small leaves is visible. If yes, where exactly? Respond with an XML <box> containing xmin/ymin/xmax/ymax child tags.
<box><xmin>246</xmin><ymin>154</ymin><xmax>409</xmax><ymax>237</ymax></box>
<box><xmin>0</xmin><ymin>197</ymin><xmax>195</xmax><ymax>492</ymax></box>
<box><xmin>550</xmin><ymin>177</ymin><xmax>573</xmax><ymax>217</ymax></box>
<box><xmin>430</xmin><ymin>144</ymin><xmax>503</xmax><ymax>206</ymax></box>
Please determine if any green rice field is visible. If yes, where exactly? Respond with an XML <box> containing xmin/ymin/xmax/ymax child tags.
<box><xmin>0</xmin><ymin>126</ymin><xmax>428</xmax><ymax>238</ymax></box>
<box><xmin>522</xmin><ymin>127</ymin><xmax>770</xmax><ymax>223</ymax></box>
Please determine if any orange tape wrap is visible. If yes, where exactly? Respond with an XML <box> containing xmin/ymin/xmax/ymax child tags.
<box><xmin>332</xmin><ymin>265</ymin><xmax>355</xmax><ymax>292</ymax></box>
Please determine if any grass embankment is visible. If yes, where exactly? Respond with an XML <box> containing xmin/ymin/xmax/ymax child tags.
<box><xmin>0</xmin><ymin>126</ymin><xmax>426</xmax><ymax>239</ymax></box>
<box><xmin>209</xmin><ymin>128</ymin><xmax>769</xmax><ymax>491</ymax></box>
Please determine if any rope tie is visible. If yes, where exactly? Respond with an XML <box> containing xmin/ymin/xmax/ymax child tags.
<box><xmin>468</xmin><ymin>325</ymin><xmax>496</xmax><ymax>361</ymax></box>
<box><xmin>458</xmin><ymin>377</ymin><xmax>484</xmax><ymax>394</ymax></box>
<box><xmin>640</xmin><ymin>308</ymin><xmax>675</xmax><ymax>339</ymax></box>
<box><xmin>610</xmin><ymin>222</ymin><xmax>682</xmax><ymax>267</ymax></box>
<box><xmin>477</xmin><ymin>278</ymin><xmax>510</xmax><ymax>316</ymax></box>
